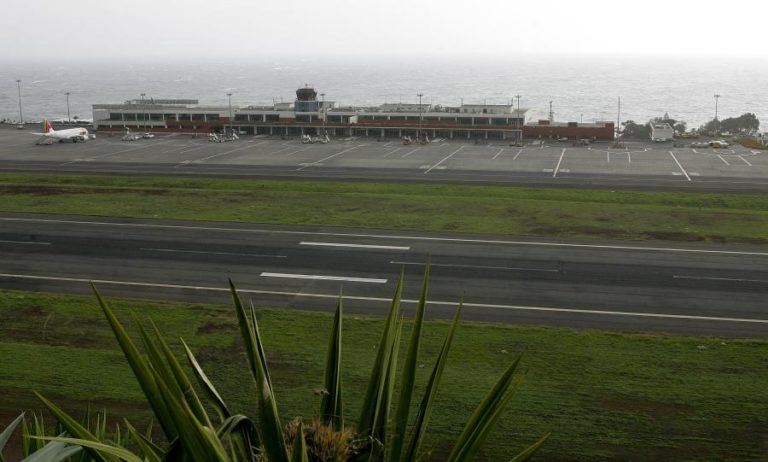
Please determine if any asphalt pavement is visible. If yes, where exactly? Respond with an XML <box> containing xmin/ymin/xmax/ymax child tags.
<box><xmin>1</xmin><ymin>213</ymin><xmax>767</xmax><ymax>337</ymax></box>
<box><xmin>2</xmin><ymin>128</ymin><xmax>768</xmax><ymax>193</ymax></box>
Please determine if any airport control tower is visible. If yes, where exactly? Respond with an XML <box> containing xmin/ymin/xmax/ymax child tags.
<box><xmin>294</xmin><ymin>85</ymin><xmax>320</xmax><ymax>112</ymax></box>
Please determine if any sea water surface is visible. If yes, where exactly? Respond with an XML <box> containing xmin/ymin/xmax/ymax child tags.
<box><xmin>0</xmin><ymin>55</ymin><xmax>766</xmax><ymax>129</ymax></box>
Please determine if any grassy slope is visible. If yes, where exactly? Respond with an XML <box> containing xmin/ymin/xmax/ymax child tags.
<box><xmin>1</xmin><ymin>290</ymin><xmax>766</xmax><ymax>461</ymax></box>
<box><xmin>1</xmin><ymin>174</ymin><xmax>768</xmax><ymax>243</ymax></box>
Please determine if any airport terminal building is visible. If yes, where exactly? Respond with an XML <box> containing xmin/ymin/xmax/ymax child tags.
<box><xmin>93</xmin><ymin>87</ymin><xmax>614</xmax><ymax>141</ymax></box>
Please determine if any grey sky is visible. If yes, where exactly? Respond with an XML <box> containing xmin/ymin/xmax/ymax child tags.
<box><xmin>2</xmin><ymin>0</ymin><xmax>766</xmax><ymax>60</ymax></box>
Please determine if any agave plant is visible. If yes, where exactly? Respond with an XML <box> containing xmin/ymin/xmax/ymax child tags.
<box><xmin>33</xmin><ymin>264</ymin><xmax>549</xmax><ymax>461</ymax></box>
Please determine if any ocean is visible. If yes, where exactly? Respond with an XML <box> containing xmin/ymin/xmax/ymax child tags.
<box><xmin>0</xmin><ymin>55</ymin><xmax>766</xmax><ymax>129</ymax></box>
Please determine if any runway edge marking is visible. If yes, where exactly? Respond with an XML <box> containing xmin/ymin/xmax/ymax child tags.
<box><xmin>1</xmin><ymin>272</ymin><xmax>766</xmax><ymax>324</ymax></box>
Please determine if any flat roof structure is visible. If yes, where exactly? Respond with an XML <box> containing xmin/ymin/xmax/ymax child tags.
<box><xmin>93</xmin><ymin>86</ymin><xmax>611</xmax><ymax>140</ymax></box>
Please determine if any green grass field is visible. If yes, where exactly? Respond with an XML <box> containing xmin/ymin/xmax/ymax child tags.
<box><xmin>2</xmin><ymin>289</ymin><xmax>766</xmax><ymax>461</ymax></box>
<box><xmin>2</xmin><ymin>173</ymin><xmax>768</xmax><ymax>243</ymax></box>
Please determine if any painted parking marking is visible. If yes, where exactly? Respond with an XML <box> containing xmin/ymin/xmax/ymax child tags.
<box><xmin>401</xmin><ymin>148</ymin><xmax>420</xmax><ymax>158</ymax></box>
<box><xmin>553</xmin><ymin>148</ymin><xmax>566</xmax><ymax>177</ymax></box>
<box><xmin>265</xmin><ymin>145</ymin><xmax>298</xmax><ymax>156</ymax></box>
<box><xmin>178</xmin><ymin>144</ymin><xmax>211</xmax><ymax>154</ymax></box>
<box><xmin>184</xmin><ymin>141</ymin><xmax>265</xmax><ymax>164</ymax></box>
<box><xmin>383</xmin><ymin>148</ymin><xmax>401</xmax><ymax>157</ymax></box>
<box><xmin>512</xmin><ymin>148</ymin><xmax>524</xmax><ymax>160</ymax></box>
<box><xmin>493</xmin><ymin>148</ymin><xmax>505</xmax><ymax>160</ymax></box>
<box><xmin>668</xmin><ymin>151</ymin><xmax>691</xmax><ymax>181</ymax></box>
<box><xmin>260</xmin><ymin>272</ymin><xmax>387</xmax><ymax>284</ymax></box>
<box><xmin>284</xmin><ymin>146</ymin><xmax>313</xmax><ymax>156</ymax></box>
<box><xmin>296</xmin><ymin>145</ymin><xmax>358</xmax><ymax>170</ymax></box>
<box><xmin>717</xmin><ymin>154</ymin><xmax>730</xmax><ymax>166</ymax></box>
<box><xmin>739</xmin><ymin>155</ymin><xmax>753</xmax><ymax>166</ymax></box>
<box><xmin>162</xmin><ymin>145</ymin><xmax>195</xmax><ymax>154</ymax></box>
<box><xmin>61</xmin><ymin>140</ymin><xmax>175</xmax><ymax>165</ymax></box>
<box><xmin>424</xmin><ymin>146</ymin><xmax>464</xmax><ymax>174</ymax></box>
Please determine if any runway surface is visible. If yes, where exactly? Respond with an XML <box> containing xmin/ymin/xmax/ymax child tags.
<box><xmin>1</xmin><ymin>213</ymin><xmax>767</xmax><ymax>337</ymax></box>
<box><xmin>2</xmin><ymin>128</ymin><xmax>768</xmax><ymax>193</ymax></box>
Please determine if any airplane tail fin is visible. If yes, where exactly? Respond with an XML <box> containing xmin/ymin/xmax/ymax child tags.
<box><xmin>43</xmin><ymin>119</ymin><xmax>54</xmax><ymax>133</ymax></box>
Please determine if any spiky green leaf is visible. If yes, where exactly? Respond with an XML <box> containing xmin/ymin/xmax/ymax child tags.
<box><xmin>91</xmin><ymin>284</ymin><xmax>177</xmax><ymax>441</ymax></box>
<box><xmin>0</xmin><ymin>413</ymin><xmax>23</xmax><ymax>453</ymax></box>
<box><xmin>151</xmin><ymin>365</ymin><xmax>230</xmax><ymax>462</ymax></box>
<box><xmin>508</xmin><ymin>433</ymin><xmax>551</xmax><ymax>462</ymax></box>
<box><xmin>403</xmin><ymin>300</ymin><xmax>463</xmax><ymax>461</ymax></box>
<box><xmin>388</xmin><ymin>259</ymin><xmax>431</xmax><ymax>462</ymax></box>
<box><xmin>20</xmin><ymin>439</ymin><xmax>83</xmax><ymax>462</ymax></box>
<box><xmin>230</xmin><ymin>280</ymin><xmax>289</xmax><ymax>462</ymax></box>
<box><xmin>447</xmin><ymin>356</ymin><xmax>525</xmax><ymax>462</ymax></box>
<box><xmin>320</xmin><ymin>292</ymin><xmax>344</xmax><ymax>430</ymax></box>
<box><xmin>21</xmin><ymin>412</ymin><xmax>47</xmax><ymax>457</ymax></box>
<box><xmin>358</xmin><ymin>269</ymin><xmax>404</xmax><ymax>438</ymax></box>
<box><xmin>182</xmin><ymin>339</ymin><xmax>231</xmax><ymax>422</ymax></box>
<box><xmin>31</xmin><ymin>437</ymin><xmax>142</xmax><ymax>462</ymax></box>
<box><xmin>124</xmin><ymin>420</ymin><xmax>163</xmax><ymax>462</ymax></box>
<box><xmin>216</xmin><ymin>413</ymin><xmax>258</xmax><ymax>461</ymax></box>
<box><xmin>148</xmin><ymin>320</ymin><xmax>211</xmax><ymax>427</ymax></box>
<box><xmin>290</xmin><ymin>422</ymin><xmax>308</xmax><ymax>462</ymax></box>
<box><xmin>33</xmin><ymin>393</ymin><xmax>116</xmax><ymax>462</ymax></box>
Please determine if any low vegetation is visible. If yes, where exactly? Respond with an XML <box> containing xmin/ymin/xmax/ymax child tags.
<box><xmin>1</xmin><ymin>289</ymin><xmax>767</xmax><ymax>460</ymax></box>
<box><xmin>2</xmin><ymin>271</ymin><xmax>549</xmax><ymax>461</ymax></box>
<box><xmin>2</xmin><ymin>174</ymin><xmax>768</xmax><ymax>244</ymax></box>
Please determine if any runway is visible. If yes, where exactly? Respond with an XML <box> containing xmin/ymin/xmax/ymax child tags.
<box><xmin>1</xmin><ymin>213</ymin><xmax>767</xmax><ymax>337</ymax></box>
<box><xmin>2</xmin><ymin>128</ymin><xmax>768</xmax><ymax>193</ymax></box>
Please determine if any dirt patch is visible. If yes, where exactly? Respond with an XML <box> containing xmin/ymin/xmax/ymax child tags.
<box><xmin>600</xmin><ymin>398</ymin><xmax>694</xmax><ymax>418</ymax></box>
<box><xmin>0</xmin><ymin>185</ymin><xmax>169</xmax><ymax>196</ymax></box>
<box><xmin>0</xmin><ymin>307</ymin><xmax>108</xmax><ymax>348</ymax></box>
<box><xmin>571</xmin><ymin>226</ymin><xmax>628</xmax><ymax>238</ymax></box>
<box><xmin>611</xmin><ymin>443</ymin><xmax>712</xmax><ymax>461</ymax></box>
<box><xmin>642</xmin><ymin>231</ymin><xmax>704</xmax><ymax>242</ymax></box>
<box><xmin>720</xmin><ymin>236</ymin><xmax>768</xmax><ymax>246</ymax></box>
<box><xmin>196</xmin><ymin>321</ymin><xmax>236</xmax><ymax>335</ymax></box>
<box><xmin>442</xmin><ymin>222</ymin><xmax>460</xmax><ymax>230</ymax></box>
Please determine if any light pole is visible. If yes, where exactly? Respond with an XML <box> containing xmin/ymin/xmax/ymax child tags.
<box><xmin>65</xmin><ymin>92</ymin><xmax>71</xmax><ymax>124</ymax></box>
<box><xmin>515</xmin><ymin>94</ymin><xmax>521</xmax><ymax>143</ymax></box>
<box><xmin>320</xmin><ymin>93</ymin><xmax>325</xmax><ymax>135</ymax></box>
<box><xmin>227</xmin><ymin>92</ymin><xmax>233</xmax><ymax>136</ymax></box>
<box><xmin>714</xmin><ymin>94</ymin><xmax>721</xmax><ymax>135</ymax></box>
<box><xmin>140</xmin><ymin>93</ymin><xmax>146</xmax><ymax>131</ymax></box>
<box><xmin>16</xmin><ymin>79</ymin><xmax>23</xmax><ymax>126</ymax></box>
<box><xmin>417</xmin><ymin>92</ymin><xmax>423</xmax><ymax>141</ymax></box>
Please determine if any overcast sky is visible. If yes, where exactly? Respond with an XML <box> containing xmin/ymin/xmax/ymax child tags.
<box><xmin>2</xmin><ymin>0</ymin><xmax>766</xmax><ymax>60</ymax></box>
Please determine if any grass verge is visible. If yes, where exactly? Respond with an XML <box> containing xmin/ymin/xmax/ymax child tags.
<box><xmin>1</xmin><ymin>289</ymin><xmax>766</xmax><ymax>461</ymax></box>
<box><xmin>2</xmin><ymin>173</ymin><xmax>768</xmax><ymax>243</ymax></box>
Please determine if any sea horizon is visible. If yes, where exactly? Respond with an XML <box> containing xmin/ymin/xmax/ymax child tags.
<box><xmin>1</xmin><ymin>54</ymin><xmax>765</xmax><ymax>130</ymax></box>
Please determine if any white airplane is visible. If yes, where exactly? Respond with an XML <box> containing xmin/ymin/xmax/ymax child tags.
<box><xmin>33</xmin><ymin>119</ymin><xmax>92</xmax><ymax>144</ymax></box>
